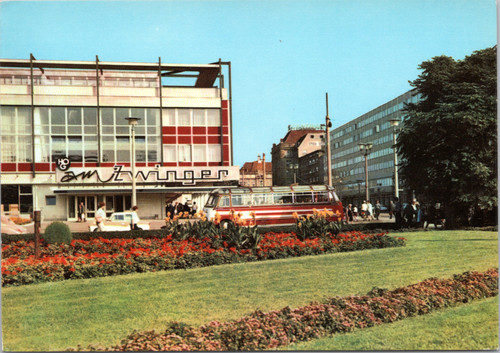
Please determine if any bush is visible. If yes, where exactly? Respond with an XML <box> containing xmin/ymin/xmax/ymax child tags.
<box><xmin>44</xmin><ymin>222</ymin><xmax>72</xmax><ymax>244</ymax></box>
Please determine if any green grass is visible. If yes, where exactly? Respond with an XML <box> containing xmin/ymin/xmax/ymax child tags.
<box><xmin>283</xmin><ymin>296</ymin><xmax>499</xmax><ymax>351</ymax></box>
<box><xmin>2</xmin><ymin>230</ymin><xmax>498</xmax><ymax>351</ymax></box>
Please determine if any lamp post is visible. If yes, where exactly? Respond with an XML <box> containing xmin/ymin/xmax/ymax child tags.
<box><xmin>125</xmin><ymin>117</ymin><xmax>140</xmax><ymax>207</ymax></box>
<box><xmin>389</xmin><ymin>118</ymin><xmax>400</xmax><ymax>199</ymax></box>
<box><xmin>325</xmin><ymin>93</ymin><xmax>333</xmax><ymax>187</ymax></box>
<box><xmin>358</xmin><ymin>143</ymin><xmax>373</xmax><ymax>202</ymax></box>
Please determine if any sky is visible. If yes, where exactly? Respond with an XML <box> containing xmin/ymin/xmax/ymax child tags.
<box><xmin>0</xmin><ymin>0</ymin><xmax>496</xmax><ymax>167</ymax></box>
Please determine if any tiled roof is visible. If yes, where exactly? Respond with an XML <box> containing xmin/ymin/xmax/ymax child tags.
<box><xmin>282</xmin><ymin>129</ymin><xmax>324</xmax><ymax>146</ymax></box>
<box><xmin>240</xmin><ymin>161</ymin><xmax>272</xmax><ymax>173</ymax></box>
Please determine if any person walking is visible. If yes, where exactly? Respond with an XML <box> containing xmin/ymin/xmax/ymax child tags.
<box><xmin>361</xmin><ymin>201</ymin><xmax>368</xmax><ymax>220</ymax></box>
<box><xmin>353</xmin><ymin>205</ymin><xmax>358</xmax><ymax>221</ymax></box>
<box><xmin>374</xmin><ymin>200</ymin><xmax>381</xmax><ymax>220</ymax></box>
<box><xmin>130</xmin><ymin>205</ymin><xmax>141</xmax><ymax>230</ymax></box>
<box><xmin>366</xmin><ymin>200</ymin><xmax>374</xmax><ymax>221</ymax></box>
<box><xmin>77</xmin><ymin>202</ymin><xmax>85</xmax><ymax>222</ymax></box>
<box><xmin>347</xmin><ymin>204</ymin><xmax>354</xmax><ymax>222</ymax></box>
<box><xmin>95</xmin><ymin>202</ymin><xmax>106</xmax><ymax>231</ymax></box>
<box><xmin>389</xmin><ymin>200</ymin><xmax>395</xmax><ymax>219</ymax></box>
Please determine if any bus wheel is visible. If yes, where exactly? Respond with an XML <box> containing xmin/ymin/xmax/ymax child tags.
<box><xmin>220</xmin><ymin>220</ymin><xmax>232</xmax><ymax>229</ymax></box>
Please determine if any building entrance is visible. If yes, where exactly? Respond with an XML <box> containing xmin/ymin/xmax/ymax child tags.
<box><xmin>67</xmin><ymin>195</ymin><xmax>131</xmax><ymax>221</ymax></box>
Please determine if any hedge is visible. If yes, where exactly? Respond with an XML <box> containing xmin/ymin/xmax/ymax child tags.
<box><xmin>72</xmin><ymin>268</ymin><xmax>498</xmax><ymax>351</ymax></box>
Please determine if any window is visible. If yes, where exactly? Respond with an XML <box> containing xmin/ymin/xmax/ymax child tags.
<box><xmin>46</xmin><ymin>196</ymin><xmax>56</xmax><ymax>206</ymax></box>
<box><xmin>178</xmin><ymin>110</ymin><xmax>191</xmax><ymax>126</ymax></box>
<box><xmin>178</xmin><ymin>145</ymin><xmax>191</xmax><ymax>162</ymax></box>
<box><xmin>193</xmin><ymin>145</ymin><xmax>206</xmax><ymax>162</ymax></box>
<box><xmin>163</xmin><ymin>145</ymin><xmax>176</xmax><ymax>162</ymax></box>
<box><xmin>207</xmin><ymin>109</ymin><xmax>220</xmax><ymax>126</ymax></box>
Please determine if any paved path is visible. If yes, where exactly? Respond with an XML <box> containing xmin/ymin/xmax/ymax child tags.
<box><xmin>21</xmin><ymin>212</ymin><xmax>397</xmax><ymax>233</ymax></box>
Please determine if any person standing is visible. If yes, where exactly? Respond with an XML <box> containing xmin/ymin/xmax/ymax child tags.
<box><xmin>191</xmin><ymin>201</ymin><xmax>198</xmax><ymax>216</ymax></box>
<box><xmin>347</xmin><ymin>204</ymin><xmax>354</xmax><ymax>223</ymax></box>
<box><xmin>95</xmin><ymin>202</ymin><xmax>106</xmax><ymax>231</ymax></box>
<box><xmin>77</xmin><ymin>202</ymin><xmax>85</xmax><ymax>222</ymax></box>
<box><xmin>130</xmin><ymin>205</ymin><xmax>141</xmax><ymax>230</ymax></box>
<box><xmin>366</xmin><ymin>200</ymin><xmax>374</xmax><ymax>221</ymax></box>
<box><xmin>389</xmin><ymin>200</ymin><xmax>395</xmax><ymax>219</ymax></box>
<box><xmin>394</xmin><ymin>197</ymin><xmax>402</xmax><ymax>228</ymax></box>
<box><xmin>353</xmin><ymin>205</ymin><xmax>358</xmax><ymax>221</ymax></box>
<box><xmin>374</xmin><ymin>200</ymin><xmax>381</xmax><ymax>220</ymax></box>
<box><xmin>361</xmin><ymin>201</ymin><xmax>368</xmax><ymax>220</ymax></box>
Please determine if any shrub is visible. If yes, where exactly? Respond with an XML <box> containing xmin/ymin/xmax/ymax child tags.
<box><xmin>44</xmin><ymin>222</ymin><xmax>72</xmax><ymax>244</ymax></box>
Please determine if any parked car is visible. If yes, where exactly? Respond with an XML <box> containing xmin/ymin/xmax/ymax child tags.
<box><xmin>89</xmin><ymin>212</ymin><xmax>150</xmax><ymax>232</ymax></box>
<box><xmin>1</xmin><ymin>215</ymin><xmax>29</xmax><ymax>234</ymax></box>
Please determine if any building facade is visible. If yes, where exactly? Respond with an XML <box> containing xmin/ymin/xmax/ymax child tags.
<box><xmin>0</xmin><ymin>57</ymin><xmax>237</xmax><ymax>221</ymax></box>
<box><xmin>330</xmin><ymin>90</ymin><xmax>422</xmax><ymax>208</ymax></box>
<box><xmin>239</xmin><ymin>154</ymin><xmax>272</xmax><ymax>187</ymax></box>
<box><xmin>271</xmin><ymin>125</ymin><xmax>325</xmax><ymax>186</ymax></box>
<box><xmin>298</xmin><ymin>149</ymin><xmax>326</xmax><ymax>185</ymax></box>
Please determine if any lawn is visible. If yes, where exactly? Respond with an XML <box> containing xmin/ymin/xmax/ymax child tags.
<box><xmin>2</xmin><ymin>230</ymin><xmax>498</xmax><ymax>351</ymax></box>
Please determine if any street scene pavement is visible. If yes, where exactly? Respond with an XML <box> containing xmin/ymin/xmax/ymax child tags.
<box><xmin>23</xmin><ymin>213</ymin><xmax>397</xmax><ymax>233</ymax></box>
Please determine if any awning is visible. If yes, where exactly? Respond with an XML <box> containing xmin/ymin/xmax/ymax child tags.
<box><xmin>53</xmin><ymin>186</ymin><xmax>237</xmax><ymax>195</ymax></box>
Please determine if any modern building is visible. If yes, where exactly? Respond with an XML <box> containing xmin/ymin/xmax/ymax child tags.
<box><xmin>330</xmin><ymin>90</ymin><xmax>422</xmax><ymax>208</ymax></box>
<box><xmin>271</xmin><ymin>125</ymin><xmax>325</xmax><ymax>186</ymax></box>
<box><xmin>0</xmin><ymin>56</ymin><xmax>238</xmax><ymax>221</ymax></box>
<box><xmin>239</xmin><ymin>154</ymin><xmax>272</xmax><ymax>187</ymax></box>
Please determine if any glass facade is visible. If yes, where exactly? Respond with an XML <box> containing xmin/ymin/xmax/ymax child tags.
<box><xmin>0</xmin><ymin>106</ymin><xmax>32</xmax><ymax>163</ymax></box>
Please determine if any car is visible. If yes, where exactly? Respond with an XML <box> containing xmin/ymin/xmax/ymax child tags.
<box><xmin>1</xmin><ymin>215</ymin><xmax>29</xmax><ymax>234</ymax></box>
<box><xmin>89</xmin><ymin>211</ymin><xmax>150</xmax><ymax>232</ymax></box>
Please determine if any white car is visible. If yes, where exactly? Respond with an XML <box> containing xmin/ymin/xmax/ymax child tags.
<box><xmin>89</xmin><ymin>212</ymin><xmax>150</xmax><ymax>232</ymax></box>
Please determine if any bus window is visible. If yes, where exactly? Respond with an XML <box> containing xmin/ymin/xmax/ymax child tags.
<box><xmin>254</xmin><ymin>193</ymin><xmax>266</xmax><ymax>205</ymax></box>
<box><xmin>313</xmin><ymin>192</ymin><xmax>329</xmax><ymax>202</ymax></box>
<box><xmin>295</xmin><ymin>192</ymin><xmax>313</xmax><ymax>203</ymax></box>
<box><xmin>219</xmin><ymin>196</ymin><xmax>230</xmax><ymax>207</ymax></box>
<box><xmin>206</xmin><ymin>195</ymin><xmax>218</xmax><ymax>207</ymax></box>
<box><xmin>274</xmin><ymin>193</ymin><xmax>293</xmax><ymax>204</ymax></box>
<box><xmin>231</xmin><ymin>195</ymin><xmax>242</xmax><ymax>206</ymax></box>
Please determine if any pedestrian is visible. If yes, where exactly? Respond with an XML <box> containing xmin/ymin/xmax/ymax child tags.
<box><xmin>353</xmin><ymin>205</ymin><xmax>358</xmax><ymax>221</ymax></box>
<box><xmin>347</xmin><ymin>204</ymin><xmax>354</xmax><ymax>222</ymax></box>
<box><xmin>191</xmin><ymin>201</ymin><xmax>198</xmax><ymax>216</ymax></box>
<box><xmin>184</xmin><ymin>201</ymin><xmax>191</xmax><ymax>216</ymax></box>
<box><xmin>394</xmin><ymin>197</ymin><xmax>402</xmax><ymax>228</ymax></box>
<box><xmin>130</xmin><ymin>205</ymin><xmax>141</xmax><ymax>230</ymax></box>
<box><xmin>389</xmin><ymin>200</ymin><xmax>395</xmax><ymax>219</ymax></box>
<box><xmin>176</xmin><ymin>202</ymin><xmax>184</xmax><ymax>216</ymax></box>
<box><xmin>374</xmin><ymin>200</ymin><xmax>381</xmax><ymax>220</ymax></box>
<box><xmin>77</xmin><ymin>202</ymin><xmax>85</xmax><ymax>222</ymax></box>
<box><xmin>404</xmin><ymin>199</ymin><xmax>417</xmax><ymax>227</ymax></box>
<box><xmin>95</xmin><ymin>202</ymin><xmax>106</xmax><ymax>231</ymax></box>
<box><xmin>361</xmin><ymin>201</ymin><xmax>368</xmax><ymax>220</ymax></box>
<box><xmin>366</xmin><ymin>200</ymin><xmax>373</xmax><ymax>221</ymax></box>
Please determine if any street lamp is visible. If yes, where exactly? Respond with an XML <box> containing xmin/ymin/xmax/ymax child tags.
<box><xmin>325</xmin><ymin>93</ymin><xmax>333</xmax><ymax>187</ymax></box>
<box><xmin>358</xmin><ymin>142</ymin><xmax>373</xmax><ymax>202</ymax></box>
<box><xmin>125</xmin><ymin>116</ymin><xmax>140</xmax><ymax>207</ymax></box>
<box><xmin>390</xmin><ymin>118</ymin><xmax>400</xmax><ymax>199</ymax></box>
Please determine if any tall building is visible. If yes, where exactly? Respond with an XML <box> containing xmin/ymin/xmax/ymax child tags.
<box><xmin>330</xmin><ymin>90</ymin><xmax>422</xmax><ymax>208</ymax></box>
<box><xmin>239</xmin><ymin>154</ymin><xmax>272</xmax><ymax>187</ymax></box>
<box><xmin>298</xmin><ymin>149</ymin><xmax>326</xmax><ymax>185</ymax></box>
<box><xmin>271</xmin><ymin>125</ymin><xmax>325</xmax><ymax>186</ymax></box>
<box><xmin>0</xmin><ymin>56</ymin><xmax>238</xmax><ymax>220</ymax></box>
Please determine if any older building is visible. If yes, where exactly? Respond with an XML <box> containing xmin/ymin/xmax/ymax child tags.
<box><xmin>298</xmin><ymin>149</ymin><xmax>326</xmax><ymax>185</ymax></box>
<box><xmin>330</xmin><ymin>89</ymin><xmax>422</xmax><ymax>208</ymax></box>
<box><xmin>239</xmin><ymin>154</ymin><xmax>272</xmax><ymax>187</ymax></box>
<box><xmin>0</xmin><ymin>56</ymin><xmax>237</xmax><ymax>220</ymax></box>
<box><xmin>271</xmin><ymin>125</ymin><xmax>325</xmax><ymax>186</ymax></box>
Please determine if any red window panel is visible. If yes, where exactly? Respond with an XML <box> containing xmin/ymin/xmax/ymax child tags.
<box><xmin>35</xmin><ymin>163</ymin><xmax>51</xmax><ymax>172</ymax></box>
<box><xmin>177</xmin><ymin>126</ymin><xmax>191</xmax><ymax>135</ymax></box>
<box><xmin>192</xmin><ymin>136</ymin><xmax>206</xmax><ymax>144</ymax></box>
<box><xmin>222</xmin><ymin>126</ymin><xmax>229</xmax><ymax>134</ymax></box>
<box><xmin>85</xmin><ymin>163</ymin><xmax>98</xmax><ymax>167</ymax></box>
<box><xmin>162</xmin><ymin>126</ymin><xmax>176</xmax><ymax>134</ymax></box>
<box><xmin>207</xmin><ymin>127</ymin><xmax>219</xmax><ymax>134</ymax></box>
<box><xmin>136</xmin><ymin>163</ymin><xmax>147</xmax><ymax>167</ymax></box>
<box><xmin>179</xmin><ymin>162</ymin><xmax>192</xmax><ymax>167</ymax></box>
<box><xmin>163</xmin><ymin>136</ymin><xmax>176</xmax><ymax>144</ymax></box>
<box><xmin>71</xmin><ymin>163</ymin><xmax>83</xmax><ymax>168</ymax></box>
<box><xmin>222</xmin><ymin>100</ymin><xmax>229</xmax><ymax>109</ymax></box>
<box><xmin>192</xmin><ymin>126</ymin><xmax>207</xmax><ymax>134</ymax></box>
<box><xmin>17</xmin><ymin>163</ymin><xmax>31</xmax><ymax>172</ymax></box>
<box><xmin>147</xmin><ymin>162</ymin><xmax>160</xmax><ymax>167</ymax></box>
<box><xmin>100</xmin><ymin>163</ymin><xmax>116</xmax><ymax>167</ymax></box>
<box><xmin>193</xmin><ymin>162</ymin><xmax>208</xmax><ymax>167</ymax></box>
<box><xmin>163</xmin><ymin>162</ymin><xmax>177</xmax><ymax>167</ymax></box>
<box><xmin>222</xmin><ymin>111</ymin><xmax>229</xmax><ymax>126</ymax></box>
<box><xmin>208</xmin><ymin>162</ymin><xmax>221</xmax><ymax>166</ymax></box>
<box><xmin>178</xmin><ymin>136</ymin><xmax>191</xmax><ymax>144</ymax></box>
<box><xmin>223</xmin><ymin>145</ymin><xmax>230</xmax><ymax>159</ymax></box>
<box><xmin>1</xmin><ymin>163</ymin><xmax>17</xmax><ymax>172</ymax></box>
<box><xmin>223</xmin><ymin>136</ymin><xmax>229</xmax><ymax>144</ymax></box>
<box><xmin>207</xmin><ymin>136</ymin><xmax>220</xmax><ymax>144</ymax></box>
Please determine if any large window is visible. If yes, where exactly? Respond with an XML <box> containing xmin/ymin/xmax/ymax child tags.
<box><xmin>162</xmin><ymin>144</ymin><xmax>222</xmax><ymax>163</ymax></box>
<box><xmin>1</xmin><ymin>185</ymin><xmax>33</xmax><ymax>213</ymax></box>
<box><xmin>162</xmin><ymin>108</ymin><xmax>221</xmax><ymax>127</ymax></box>
<box><xmin>0</xmin><ymin>106</ymin><xmax>32</xmax><ymax>163</ymax></box>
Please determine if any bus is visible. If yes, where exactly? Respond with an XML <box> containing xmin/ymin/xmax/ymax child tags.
<box><xmin>203</xmin><ymin>185</ymin><xmax>343</xmax><ymax>226</ymax></box>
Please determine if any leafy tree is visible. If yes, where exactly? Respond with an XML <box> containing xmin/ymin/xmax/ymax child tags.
<box><xmin>398</xmin><ymin>46</ymin><xmax>497</xmax><ymax>227</ymax></box>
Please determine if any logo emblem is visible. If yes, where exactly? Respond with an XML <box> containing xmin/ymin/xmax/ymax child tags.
<box><xmin>56</xmin><ymin>157</ymin><xmax>71</xmax><ymax>171</ymax></box>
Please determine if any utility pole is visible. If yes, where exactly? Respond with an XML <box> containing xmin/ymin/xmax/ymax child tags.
<box><xmin>325</xmin><ymin>93</ymin><xmax>333</xmax><ymax>187</ymax></box>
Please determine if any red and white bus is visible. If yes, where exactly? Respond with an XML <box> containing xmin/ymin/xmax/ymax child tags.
<box><xmin>203</xmin><ymin>185</ymin><xmax>343</xmax><ymax>226</ymax></box>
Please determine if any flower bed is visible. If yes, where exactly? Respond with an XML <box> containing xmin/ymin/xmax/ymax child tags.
<box><xmin>1</xmin><ymin>231</ymin><xmax>405</xmax><ymax>287</ymax></box>
<box><xmin>73</xmin><ymin>268</ymin><xmax>498</xmax><ymax>351</ymax></box>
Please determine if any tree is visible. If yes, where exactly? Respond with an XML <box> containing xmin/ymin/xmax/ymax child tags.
<box><xmin>397</xmin><ymin>46</ymin><xmax>497</xmax><ymax>227</ymax></box>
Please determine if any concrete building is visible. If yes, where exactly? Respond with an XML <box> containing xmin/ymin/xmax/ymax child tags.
<box><xmin>271</xmin><ymin>125</ymin><xmax>325</xmax><ymax>186</ymax></box>
<box><xmin>0</xmin><ymin>56</ymin><xmax>238</xmax><ymax>221</ymax></box>
<box><xmin>298</xmin><ymin>149</ymin><xmax>326</xmax><ymax>185</ymax></box>
<box><xmin>330</xmin><ymin>90</ymin><xmax>422</xmax><ymax>208</ymax></box>
<box><xmin>239</xmin><ymin>154</ymin><xmax>272</xmax><ymax>187</ymax></box>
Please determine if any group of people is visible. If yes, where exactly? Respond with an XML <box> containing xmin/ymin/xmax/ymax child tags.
<box><xmin>165</xmin><ymin>201</ymin><xmax>198</xmax><ymax>218</ymax></box>
<box><xmin>344</xmin><ymin>200</ymin><xmax>383</xmax><ymax>223</ymax></box>
<box><xmin>343</xmin><ymin>197</ymin><xmax>445</xmax><ymax>228</ymax></box>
